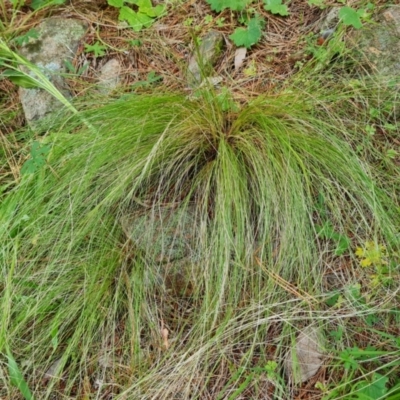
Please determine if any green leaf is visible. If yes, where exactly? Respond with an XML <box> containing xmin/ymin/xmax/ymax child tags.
<box><xmin>339</xmin><ymin>348</ymin><xmax>359</xmax><ymax>371</ymax></box>
<box><xmin>6</xmin><ymin>349</ymin><xmax>34</xmax><ymax>400</ymax></box>
<box><xmin>216</xmin><ymin>87</ymin><xmax>240</xmax><ymax>112</ymax></box>
<box><xmin>84</xmin><ymin>41</ymin><xmax>107</xmax><ymax>57</ymax></box>
<box><xmin>108</xmin><ymin>0</ymin><xmax>124</xmax><ymax>7</ymax></box>
<box><xmin>119</xmin><ymin>6</ymin><xmax>146</xmax><ymax>31</ymax></box>
<box><xmin>13</xmin><ymin>29</ymin><xmax>39</xmax><ymax>46</ymax></box>
<box><xmin>355</xmin><ymin>373</ymin><xmax>389</xmax><ymax>399</ymax></box>
<box><xmin>1</xmin><ymin>69</ymin><xmax>39</xmax><ymax>89</ymax></box>
<box><xmin>146</xmin><ymin>4</ymin><xmax>166</xmax><ymax>17</ymax></box>
<box><xmin>339</xmin><ymin>6</ymin><xmax>363</xmax><ymax>29</ymax></box>
<box><xmin>316</xmin><ymin>221</ymin><xmax>350</xmax><ymax>255</ymax></box>
<box><xmin>325</xmin><ymin>292</ymin><xmax>340</xmax><ymax>307</ymax></box>
<box><xmin>21</xmin><ymin>141</ymin><xmax>51</xmax><ymax>175</ymax></box>
<box><xmin>31</xmin><ymin>0</ymin><xmax>66</xmax><ymax>10</ymax></box>
<box><xmin>229</xmin><ymin>17</ymin><xmax>265</xmax><ymax>49</ymax></box>
<box><xmin>130</xmin><ymin>0</ymin><xmax>153</xmax><ymax>7</ymax></box>
<box><xmin>263</xmin><ymin>0</ymin><xmax>289</xmax><ymax>16</ymax></box>
<box><xmin>336</xmin><ymin>235</ymin><xmax>351</xmax><ymax>256</ymax></box>
<box><xmin>206</xmin><ymin>0</ymin><xmax>251</xmax><ymax>12</ymax></box>
<box><xmin>307</xmin><ymin>0</ymin><xmax>325</xmax><ymax>6</ymax></box>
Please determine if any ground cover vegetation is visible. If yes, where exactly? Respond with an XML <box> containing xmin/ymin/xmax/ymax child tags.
<box><xmin>1</xmin><ymin>0</ymin><xmax>400</xmax><ymax>399</ymax></box>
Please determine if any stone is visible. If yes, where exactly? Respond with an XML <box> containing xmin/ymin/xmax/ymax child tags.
<box><xmin>98</xmin><ymin>59</ymin><xmax>122</xmax><ymax>94</ymax></box>
<box><xmin>284</xmin><ymin>326</ymin><xmax>324</xmax><ymax>384</ymax></box>
<box><xmin>18</xmin><ymin>18</ymin><xmax>87</xmax><ymax>127</ymax></box>
<box><xmin>121</xmin><ymin>204</ymin><xmax>200</xmax><ymax>296</ymax></box>
<box><xmin>187</xmin><ymin>30</ymin><xmax>224</xmax><ymax>87</ymax></box>
<box><xmin>347</xmin><ymin>6</ymin><xmax>400</xmax><ymax>77</ymax></box>
<box><xmin>317</xmin><ymin>7</ymin><xmax>340</xmax><ymax>32</ymax></box>
<box><xmin>120</xmin><ymin>205</ymin><xmax>199</xmax><ymax>264</ymax></box>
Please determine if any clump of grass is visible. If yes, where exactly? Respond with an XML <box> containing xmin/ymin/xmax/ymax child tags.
<box><xmin>0</xmin><ymin>77</ymin><xmax>399</xmax><ymax>398</ymax></box>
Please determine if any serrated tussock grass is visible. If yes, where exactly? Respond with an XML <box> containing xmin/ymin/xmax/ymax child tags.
<box><xmin>1</xmin><ymin>83</ymin><xmax>399</xmax><ymax>398</ymax></box>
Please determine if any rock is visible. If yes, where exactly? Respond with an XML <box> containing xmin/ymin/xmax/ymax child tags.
<box><xmin>317</xmin><ymin>7</ymin><xmax>340</xmax><ymax>32</ymax></box>
<box><xmin>347</xmin><ymin>6</ymin><xmax>400</xmax><ymax>77</ymax></box>
<box><xmin>121</xmin><ymin>205</ymin><xmax>200</xmax><ymax>296</ymax></box>
<box><xmin>187</xmin><ymin>31</ymin><xmax>224</xmax><ymax>87</ymax></box>
<box><xmin>284</xmin><ymin>326</ymin><xmax>324</xmax><ymax>384</ymax></box>
<box><xmin>44</xmin><ymin>357</ymin><xmax>63</xmax><ymax>381</ymax></box>
<box><xmin>18</xmin><ymin>18</ymin><xmax>87</xmax><ymax>127</ymax></box>
<box><xmin>98</xmin><ymin>59</ymin><xmax>122</xmax><ymax>94</ymax></box>
<box><xmin>121</xmin><ymin>205</ymin><xmax>199</xmax><ymax>264</ymax></box>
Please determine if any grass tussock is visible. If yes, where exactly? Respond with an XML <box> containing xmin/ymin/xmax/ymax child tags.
<box><xmin>1</xmin><ymin>76</ymin><xmax>399</xmax><ymax>399</ymax></box>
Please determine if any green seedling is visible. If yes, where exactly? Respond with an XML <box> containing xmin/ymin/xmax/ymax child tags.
<box><xmin>216</xmin><ymin>86</ymin><xmax>240</xmax><ymax>112</ymax></box>
<box><xmin>229</xmin><ymin>16</ymin><xmax>265</xmax><ymax>49</ymax></box>
<box><xmin>316</xmin><ymin>221</ymin><xmax>350</xmax><ymax>256</ymax></box>
<box><xmin>84</xmin><ymin>41</ymin><xmax>107</xmax><ymax>57</ymax></box>
<box><xmin>183</xmin><ymin>17</ymin><xmax>194</xmax><ymax>27</ymax></box>
<box><xmin>216</xmin><ymin>17</ymin><xmax>225</xmax><ymax>27</ymax></box>
<box><xmin>128</xmin><ymin>39</ymin><xmax>142</xmax><ymax>47</ymax></box>
<box><xmin>108</xmin><ymin>0</ymin><xmax>166</xmax><ymax>32</ymax></box>
<box><xmin>263</xmin><ymin>0</ymin><xmax>289</xmax><ymax>16</ymax></box>
<box><xmin>12</xmin><ymin>28</ymin><xmax>39</xmax><ymax>46</ymax></box>
<box><xmin>204</xmin><ymin>15</ymin><xmax>213</xmax><ymax>24</ymax></box>
<box><xmin>64</xmin><ymin>60</ymin><xmax>88</xmax><ymax>76</ymax></box>
<box><xmin>131</xmin><ymin>70</ymin><xmax>162</xmax><ymax>89</ymax></box>
<box><xmin>21</xmin><ymin>141</ymin><xmax>51</xmax><ymax>175</ymax></box>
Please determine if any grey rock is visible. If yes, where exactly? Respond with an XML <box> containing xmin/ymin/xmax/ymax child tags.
<box><xmin>44</xmin><ymin>357</ymin><xmax>63</xmax><ymax>380</ymax></box>
<box><xmin>121</xmin><ymin>205</ymin><xmax>199</xmax><ymax>264</ymax></box>
<box><xmin>348</xmin><ymin>6</ymin><xmax>400</xmax><ymax>77</ymax></box>
<box><xmin>98</xmin><ymin>58</ymin><xmax>122</xmax><ymax>94</ymax></box>
<box><xmin>187</xmin><ymin>31</ymin><xmax>224</xmax><ymax>87</ymax></box>
<box><xmin>19</xmin><ymin>18</ymin><xmax>87</xmax><ymax>127</ymax></box>
<box><xmin>284</xmin><ymin>326</ymin><xmax>324</xmax><ymax>384</ymax></box>
<box><xmin>121</xmin><ymin>205</ymin><xmax>200</xmax><ymax>296</ymax></box>
<box><xmin>318</xmin><ymin>7</ymin><xmax>340</xmax><ymax>32</ymax></box>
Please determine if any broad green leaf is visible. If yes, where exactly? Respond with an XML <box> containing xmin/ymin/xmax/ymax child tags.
<box><xmin>1</xmin><ymin>70</ymin><xmax>39</xmax><ymax>89</ymax></box>
<box><xmin>31</xmin><ymin>0</ymin><xmax>66</xmax><ymax>10</ymax></box>
<box><xmin>6</xmin><ymin>349</ymin><xmax>34</xmax><ymax>400</ymax></box>
<box><xmin>325</xmin><ymin>292</ymin><xmax>340</xmax><ymax>307</ymax></box>
<box><xmin>13</xmin><ymin>29</ymin><xmax>39</xmax><ymax>46</ymax></box>
<box><xmin>108</xmin><ymin>0</ymin><xmax>124</xmax><ymax>7</ymax></box>
<box><xmin>206</xmin><ymin>0</ymin><xmax>251</xmax><ymax>12</ymax></box>
<box><xmin>136</xmin><ymin>11</ymin><xmax>154</xmax><ymax>28</ymax></box>
<box><xmin>21</xmin><ymin>141</ymin><xmax>51</xmax><ymax>175</ymax></box>
<box><xmin>152</xmin><ymin>4</ymin><xmax>166</xmax><ymax>17</ymax></box>
<box><xmin>133</xmin><ymin>0</ymin><xmax>153</xmax><ymax>7</ymax></box>
<box><xmin>229</xmin><ymin>17</ymin><xmax>265</xmax><ymax>49</ymax></box>
<box><xmin>263</xmin><ymin>0</ymin><xmax>289</xmax><ymax>16</ymax></box>
<box><xmin>84</xmin><ymin>41</ymin><xmax>107</xmax><ymax>57</ymax></box>
<box><xmin>355</xmin><ymin>373</ymin><xmax>388</xmax><ymax>399</ymax></box>
<box><xmin>339</xmin><ymin>6</ymin><xmax>363</xmax><ymax>29</ymax></box>
<box><xmin>336</xmin><ymin>235</ymin><xmax>351</xmax><ymax>255</ymax></box>
<box><xmin>141</xmin><ymin>4</ymin><xmax>166</xmax><ymax>17</ymax></box>
<box><xmin>119</xmin><ymin>6</ymin><xmax>154</xmax><ymax>31</ymax></box>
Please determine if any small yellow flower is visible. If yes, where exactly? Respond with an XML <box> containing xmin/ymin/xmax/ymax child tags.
<box><xmin>360</xmin><ymin>258</ymin><xmax>372</xmax><ymax>267</ymax></box>
<box><xmin>355</xmin><ymin>247</ymin><xmax>364</xmax><ymax>258</ymax></box>
<box><xmin>355</xmin><ymin>241</ymin><xmax>387</xmax><ymax>268</ymax></box>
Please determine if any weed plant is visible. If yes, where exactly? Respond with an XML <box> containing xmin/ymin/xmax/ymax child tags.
<box><xmin>0</xmin><ymin>69</ymin><xmax>399</xmax><ymax>398</ymax></box>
